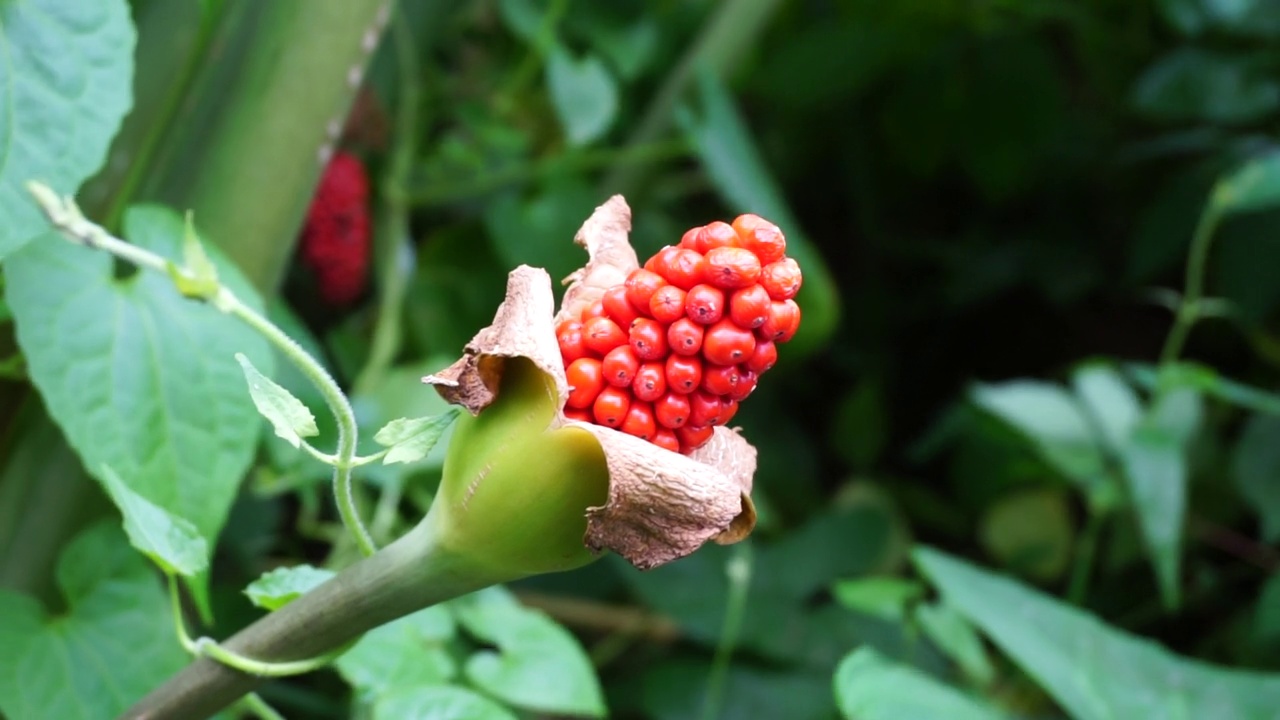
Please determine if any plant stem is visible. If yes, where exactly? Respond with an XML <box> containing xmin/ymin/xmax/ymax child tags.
<box><xmin>700</xmin><ymin>542</ymin><xmax>753</xmax><ymax>720</ymax></box>
<box><xmin>1159</xmin><ymin>199</ymin><xmax>1222</xmax><ymax>366</ymax></box>
<box><xmin>1067</xmin><ymin>511</ymin><xmax>1105</xmax><ymax>605</ymax></box>
<box><xmin>239</xmin><ymin>693</ymin><xmax>285</xmax><ymax>720</ymax></box>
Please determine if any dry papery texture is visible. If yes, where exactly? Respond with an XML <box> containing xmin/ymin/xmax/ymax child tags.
<box><xmin>425</xmin><ymin>196</ymin><xmax>757</xmax><ymax>570</ymax></box>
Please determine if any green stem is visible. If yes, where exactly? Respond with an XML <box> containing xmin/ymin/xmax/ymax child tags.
<box><xmin>239</xmin><ymin>693</ymin><xmax>286</xmax><ymax>720</ymax></box>
<box><xmin>27</xmin><ymin>183</ymin><xmax>378</xmax><ymax>557</ymax></box>
<box><xmin>700</xmin><ymin>542</ymin><xmax>753</xmax><ymax>720</ymax></box>
<box><xmin>498</xmin><ymin>0</ymin><xmax>569</xmax><ymax>108</ymax></box>
<box><xmin>1158</xmin><ymin>199</ymin><xmax>1222</xmax><ymax>366</ymax></box>
<box><xmin>1067</xmin><ymin>511</ymin><xmax>1105</xmax><ymax>605</ymax></box>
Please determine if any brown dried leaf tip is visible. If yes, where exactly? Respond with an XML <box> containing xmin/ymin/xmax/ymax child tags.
<box><xmin>425</xmin><ymin>195</ymin><xmax>757</xmax><ymax>570</ymax></box>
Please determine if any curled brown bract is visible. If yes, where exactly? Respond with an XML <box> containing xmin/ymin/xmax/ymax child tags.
<box><xmin>424</xmin><ymin>195</ymin><xmax>758</xmax><ymax>570</ymax></box>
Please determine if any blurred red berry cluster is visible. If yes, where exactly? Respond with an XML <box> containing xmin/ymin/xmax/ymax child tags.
<box><xmin>558</xmin><ymin>214</ymin><xmax>803</xmax><ymax>455</ymax></box>
<box><xmin>298</xmin><ymin>150</ymin><xmax>371</xmax><ymax>306</ymax></box>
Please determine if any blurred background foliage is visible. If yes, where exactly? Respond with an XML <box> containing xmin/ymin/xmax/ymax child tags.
<box><xmin>6</xmin><ymin>0</ymin><xmax>1280</xmax><ymax>717</ymax></box>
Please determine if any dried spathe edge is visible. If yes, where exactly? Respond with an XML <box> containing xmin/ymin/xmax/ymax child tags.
<box><xmin>424</xmin><ymin>195</ymin><xmax>757</xmax><ymax>570</ymax></box>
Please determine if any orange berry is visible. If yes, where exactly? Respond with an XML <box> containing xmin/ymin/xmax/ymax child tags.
<box><xmin>655</xmin><ymin>248</ymin><xmax>707</xmax><ymax>290</ymax></box>
<box><xmin>582</xmin><ymin>300</ymin><xmax>608</xmax><ymax>321</ymax></box>
<box><xmin>679</xmin><ymin>226</ymin><xmax>703</xmax><ymax>250</ymax></box>
<box><xmin>563</xmin><ymin>406</ymin><xmax>593</xmax><ymax>423</ymax></box>
<box><xmin>624</xmin><ymin>269</ymin><xmax>667</xmax><ymax>311</ymax></box>
<box><xmin>665</xmin><ymin>354</ymin><xmax>703</xmax><ymax>394</ymax></box>
<box><xmin>582</xmin><ymin>316</ymin><xmax>627</xmax><ymax>355</ymax></box>
<box><xmin>649</xmin><ymin>285</ymin><xmax>687</xmax><ymax>324</ymax></box>
<box><xmin>718</xmin><ymin>396</ymin><xmax>739</xmax><ymax>425</ymax></box>
<box><xmin>655</xmin><ymin>392</ymin><xmax>691</xmax><ymax>429</ymax></box>
<box><xmin>757</xmin><ymin>299</ymin><xmax>800</xmax><ymax>343</ymax></box>
<box><xmin>701</xmin><ymin>364</ymin><xmax>740</xmax><ymax>396</ymax></box>
<box><xmin>759</xmin><ymin>258</ymin><xmax>802</xmax><ymax>301</ymax></box>
<box><xmin>731</xmin><ymin>214</ymin><xmax>787</xmax><ymax>264</ymax></box>
<box><xmin>729</xmin><ymin>284</ymin><xmax>771</xmax><ymax>329</ymax></box>
<box><xmin>703</xmin><ymin>318</ymin><xmax>756</xmax><ymax>366</ymax></box>
<box><xmin>694</xmin><ymin>222</ymin><xmax>738</xmax><ymax>254</ymax></box>
<box><xmin>652</xmin><ymin>427</ymin><xmax>681</xmax><ymax>452</ymax></box>
<box><xmin>621</xmin><ymin>401</ymin><xmax>657</xmax><ymax>441</ymax></box>
<box><xmin>557</xmin><ymin>320</ymin><xmax>590</xmax><ymax>363</ymax></box>
<box><xmin>685</xmin><ymin>284</ymin><xmax>725</xmax><ymax>325</ymax></box>
<box><xmin>602</xmin><ymin>345</ymin><xmax>640</xmax><ymax>387</ymax></box>
<box><xmin>565</xmin><ymin>358</ymin><xmax>604</xmax><ymax>409</ymax></box>
<box><xmin>704</xmin><ymin>247</ymin><xmax>761</xmax><ymax>289</ymax></box>
<box><xmin>730</xmin><ymin>368</ymin><xmax>757</xmax><ymax>402</ymax></box>
<box><xmin>667</xmin><ymin>317</ymin><xmax>704</xmax><ymax>356</ymax></box>
<box><xmin>745</xmin><ymin>340</ymin><xmax>777</xmax><ymax>374</ymax></box>
<box><xmin>676</xmin><ymin>424</ymin><xmax>715</xmax><ymax>453</ymax></box>
<box><xmin>603</xmin><ymin>285</ymin><xmax>641</xmax><ymax>327</ymax></box>
<box><xmin>629</xmin><ymin>318</ymin><xmax>669</xmax><ymax>360</ymax></box>
<box><xmin>688</xmin><ymin>390</ymin><xmax>724</xmax><ymax>427</ymax></box>
<box><xmin>633</xmin><ymin>362</ymin><xmax>667</xmax><ymax>402</ymax></box>
<box><xmin>592</xmin><ymin>387</ymin><xmax>631</xmax><ymax>428</ymax></box>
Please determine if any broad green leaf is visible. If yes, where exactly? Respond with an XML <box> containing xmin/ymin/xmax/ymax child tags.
<box><xmin>374</xmin><ymin>686</ymin><xmax>517</xmax><ymax>720</ymax></box>
<box><xmin>1126</xmin><ymin>361</ymin><xmax>1280</xmax><ymax>416</ymax></box>
<box><xmin>546</xmin><ymin>47</ymin><xmax>619</xmax><ymax>146</ymax></box>
<box><xmin>1120</xmin><ymin>388</ymin><xmax>1201</xmax><ymax>609</ymax></box>
<box><xmin>5</xmin><ymin>204</ymin><xmax>272</xmax><ymax>555</ymax></box>
<box><xmin>833</xmin><ymin>647</ymin><xmax>1006</xmax><ymax>720</ymax></box>
<box><xmin>0</xmin><ymin>0</ymin><xmax>135</xmax><ymax>259</ymax></box>
<box><xmin>1072</xmin><ymin>364</ymin><xmax>1143</xmax><ymax>456</ymax></box>
<box><xmin>979</xmin><ymin>487</ymin><xmax>1074</xmax><ymax>582</ymax></box>
<box><xmin>1131</xmin><ymin>47</ymin><xmax>1280</xmax><ymax>124</ymax></box>
<box><xmin>914</xmin><ymin>602</ymin><xmax>995</xmax><ymax>686</ymax></box>
<box><xmin>337</xmin><ymin>606</ymin><xmax>457</xmax><ymax>701</ymax></box>
<box><xmin>98</xmin><ymin>464</ymin><xmax>208</xmax><ymax>577</ymax></box>
<box><xmin>236</xmin><ymin>352</ymin><xmax>318</xmax><ymax>449</ymax></box>
<box><xmin>915</xmin><ymin>547</ymin><xmax>1280</xmax><ymax>720</ymax></box>
<box><xmin>970</xmin><ymin>380</ymin><xmax>1109</xmax><ymax>495</ymax></box>
<box><xmin>676</xmin><ymin>68</ymin><xmax>839</xmax><ymax>355</ymax></box>
<box><xmin>1214</xmin><ymin>152</ymin><xmax>1280</xmax><ymax>217</ymax></box>
<box><xmin>244</xmin><ymin>565</ymin><xmax>335</xmax><ymax>611</ymax></box>
<box><xmin>451</xmin><ymin>586</ymin><xmax>606</xmax><ymax>717</ymax></box>
<box><xmin>642</xmin><ymin>659</ymin><xmax>835</xmax><ymax>720</ymax></box>
<box><xmin>1232</xmin><ymin>414</ymin><xmax>1280</xmax><ymax>542</ymax></box>
<box><xmin>831</xmin><ymin>577</ymin><xmax>923</xmax><ymax>622</ymax></box>
<box><xmin>0</xmin><ymin>522</ymin><xmax>186</xmax><ymax>720</ymax></box>
<box><xmin>374</xmin><ymin>409</ymin><xmax>461</xmax><ymax>465</ymax></box>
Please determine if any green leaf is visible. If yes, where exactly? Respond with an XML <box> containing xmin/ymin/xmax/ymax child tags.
<box><xmin>243</xmin><ymin>565</ymin><xmax>335</xmax><ymax>611</ymax></box>
<box><xmin>98</xmin><ymin>464</ymin><xmax>208</xmax><ymax>577</ymax></box>
<box><xmin>1119</xmin><ymin>388</ymin><xmax>1201</xmax><ymax>609</ymax></box>
<box><xmin>374</xmin><ymin>686</ymin><xmax>518</xmax><ymax>720</ymax></box>
<box><xmin>1072</xmin><ymin>364</ymin><xmax>1143</xmax><ymax>456</ymax></box>
<box><xmin>0</xmin><ymin>0</ymin><xmax>135</xmax><ymax>259</ymax></box>
<box><xmin>168</xmin><ymin>211</ymin><xmax>220</xmax><ymax>299</ymax></box>
<box><xmin>374</xmin><ymin>409</ymin><xmax>461</xmax><ymax>465</ymax></box>
<box><xmin>451</xmin><ymin>586</ymin><xmax>606</xmax><ymax>717</ymax></box>
<box><xmin>236</xmin><ymin>352</ymin><xmax>318</xmax><ymax>449</ymax></box>
<box><xmin>1253</xmin><ymin>574</ymin><xmax>1280</xmax><ymax>648</ymax></box>
<box><xmin>833</xmin><ymin>647</ymin><xmax>1006</xmax><ymax>720</ymax></box>
<box><xmin>0</xmin><ymin>522</ymin><xmax>187</xmax><ymax>720</ymax></box>
<box><xmin>546</xmin><ymin>47</ymin><xmax>619</xmax><ymax>146</ymax></box>
<box><xmin>5</xmin><ymin>204</ymin><xmax>273</xmax><ymax>553</ymax></box>
<box><xmin>831</xmin><ymin>577</ymin><xmax>924</xmax><ymax>622</ymax></box>
<box><xmin>914</xmin><ymin>547</ymin><xmax>1280</xmax><ymax>720</ymax></box>
<box><xmin>337</xmin><ymin>606</ymin><xmax>457</xmax><ymax>701</ymax></box>
<box><xmin>914</xmin><ymin>602</ymin><xmax>995</xmax><ymax>686</ymax></box>
<box><xmin>978</xmin><ymin>487</ymin><xmax>1074</xmax><ymax>582</ymax></box>
<box><xmin>1126</xmin><ymin>361</ymin><xmax>1280</xmax><ymax>416</ymax></box>
<box><xmin>1232</xmin><ymin>414</ymin><xmax>1280</xmax><ymax>542</ymax></box>
<box><xmin>1131</xmin><ymin>47</ymin><xmax>1280</xmax><ymax>124</ymax></box>
<box><xmin>1214</xmin><ymin>152</ymin><xmax>1280</xmax><ymax>217</ymax></box>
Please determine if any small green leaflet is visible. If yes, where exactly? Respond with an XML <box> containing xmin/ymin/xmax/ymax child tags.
<box><xmin>99</xmin><ymin>464</ymin><xmax>209</xmax><ymax>577</ymax></box>
<box><xmin>166</xmin><ymin>211</ymin><xmax>220</xmax><ymax>299</ymax></box>
<box><xmin>374</xmin><ymin>409</ymin><xmax>461</xmax><ymax>465</ymax></box>
<box><xmin>831</xmin><ymin>577</ymin><xmax>924</xmax><ymax>622</ymax></box>
<box><xmin>244</xmin><ymin>565</ymin><xmax>336</xmax><ymax>611</ymax></box>
<box><xmin>834</xmin><ymin>647</ymin><xmax>1006</xmax><ymax>720</ymax></box>
<box><xmin>236</xmin><ymin>353</ymin><xmax>319</xmax><ymax>449</ymax></box>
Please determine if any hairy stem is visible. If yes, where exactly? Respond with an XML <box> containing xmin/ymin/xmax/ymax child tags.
<box><xmin>700</xmin><ymin>542</ymin><xmax>753</xmax><ymax>720</ymax></box>
<box><xmin>1159</xmin><ymin>199</ymin><xmax>1222</xmax><ymax>366</ymax></box>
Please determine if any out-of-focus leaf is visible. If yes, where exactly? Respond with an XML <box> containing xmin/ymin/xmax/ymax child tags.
<box><xmin>546</xmin><ymin>47</ymin><xmax>618</xmax><ymax>146</ymax></box>
<box><xmin>1126</xmin><ymin>361</ymin><xmax>1280</xmax><ymax>416</ymax></box>
<box><xmin>0</xmin><ymin>523</ymin><xmax>186</xmax><ymax>720</ymax></box>
<box><xmin>1131</xmin><ymin>47</ymin><xmax>1280</xmax><ymax>124</ymax></box>
<box><xmin>1072</xmin><ymin>364</ymin><xmax>1143</xmax><ymax>456</ymax></box>
<box><xmin>0</xmin><ymin>0</ymin><xmax>134</xmax><ymax>259</ymax></box>
<box><xmin>829</xmin><ymin>378</ymin><xmax>888</xmax><ymax>471</ymax></box>
<box><xmin>638</xmin><ymin>659</ymin><xmax>834</xmax><ymax>720</ymax></box>
<box><xmin>1253</xmin><ymin>574</ymin><xmax>1280</xmax><ymax>648</ymax></box>
<box><xmin>337</xmin><ymin>606</ymin><xmax>457</xmax><ymax>701</ymax></box>
<box><xmin>98</xmin><ymin>465</ymin><xmax>208</xmax><ymax>578</ymax></box>
<box><xmin>243</xmin><ymin>565</ymin><xmax>335</xmax><ymax>611</ymax></box>
<box><xmin>590</xmin><ymin>18</ymin><xmax>658</xmax><ymax>80</ymax></box>
<box><xmin>1214</xmin><ymin>152</ymin><xmax>1280</xmax><ymax>217</ymax></box>
<box><xmin>979</xmin><ymin>487</ymin><xmax>1074</xmax><ymax>582</ymax></box>
<box><xmin>676</xmin><ymin>68</ymin><xmax>839</xmax><ymax>355</ymax></box>
<box><xmin>914</xmin><ymin>601</ymin><xmax>996</xmax><ymax>686</ymax></box>
<box><xmin>483</xmin><ymin>179</ymin><xmax>600</xmax><ymax>288</ymax></box>
<box><xmin>450</xmin><ymin>587</ymin><xmax>605</xmax><ymax>718</ymax></box>
<box><xmin>915</xmin><ymin>547</ymin><xmax>1280</xmax><ymax>720</ymax></box>
<box><xmin>374</xmin><ymin>686</ymin><xmax>517</xmax><ymax>720</ymax></box>
<box><xmin>833</xmin><ymin>647</ymin><xmax>1006</xmax><ymax>720</ymax></box>
<box><xmin>1232</xmin><ymin>414</ymin><xmax>1280</xmax><ymax>542</ymax></box>
<box><xmin>832</xmin><ymin>577</ymin><xmax>923</xmax><ymax>622</ymax></box>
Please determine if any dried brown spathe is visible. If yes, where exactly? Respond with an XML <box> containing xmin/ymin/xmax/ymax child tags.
<box><xmin>425</xmin><ymin>195</ymin><xmax>757</xmax><ymax>570</ymax></box>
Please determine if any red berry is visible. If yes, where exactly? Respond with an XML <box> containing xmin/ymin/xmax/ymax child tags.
<box><xmin>745</xmin><ymin>340</ymin><xmax>777</xmax><ymax>374</ymax></box>
<box><xmin>667</xmin><ymin>317</ymin><xmax>704</xmax><ymax>356</ymax></box>
<box><xmin>758</xmin><ymin>299</ymin><xmax>801</xmax><ymax>343</ymax></box>
<box><xmin>633</xmin><ymin>362</ymin><xmax>667</xmax><ymax>402</ymax></box>
<box><xmin>655</xmin><ymin>392</ymin><xmax>691</xmax><ymax>429</ymax></box>
<box><xmin>730</xmin><ymin>368</ymin><xmax>757</xmax><ymax>401</ymax></box>
<box><xmin>665</xmin><ymin>355</ymin><xmax>703</xmax><ymax>394</ymax></box>
<box><xmin>694</xmin><ymin>222</ymin><xmax>738</xmax><ymax>254</ymax></box>
<box><xmin>563</xmin><ymin>406</ymin><xmax>593</xmax><ymax>423</ymax></box>
<box><xmin>582</xmin><ymin>300</ymin><xmax>608</xmax><ymax>321</ymax></box>
<box><xmin>565</xmin><ymin>358</ymin><xmax>604</xmax><ymax>409</ymax></box>
<box><xmin>718</xmin><ymin>397</ymin><xmax>740</xmax><ymax>425</ymax></box>
<box><xmin>679</xmin><ymin>226</ymin><xmax>703</xmax><ymax>250</ymax></box>
<box><xmin>621</xmin><ymin>402</ymin><xmax>657</xmax><ymax>440</ymax></box>
<box><xmin>629</xmin><ymin>318</ymin><xmax>669</xmax><ymax>360</ymax></box>
<box><xmin>704</xmin><ymin>247</ymin><xmax>761</xmax><ymax>289</ymax></box>
<box><xmin>652</xmin><ymin>427</ymin><xmax>681</xmax><ymax>453</ymax></box>
<box><xmin>677</xmin><ymin>424</ymin><xmax>715</xmax><ymax>453</ymax></box>
<box><xmin>557</xmin><ymin>320</ymin><xmax>590</xmax><ymax>363</ymax></box>
<box><xmin>759</xmin><ymin>258</ymin><xmax>802</xmax><ymax>301</ymax></box>
<box><xmin>688</xmin><ymin>390</ymin><xmax>724</xmax><ymax>427</ymax></box>
<box><xmin>703</xmin><ymin>319</ymin><xmax>757</xmax><ymax>366</ymax></box>
<box><xmin>729</xmin><ymin>284</ymin><xmax>771</xmax><ymax>329</ymax></box>
<box><xmin>701</xmin><ymin>364</ymin><xmax>740</xmax><ymax>396</ymax></box>
<box><xmin>649</xmin><ymin>285</ymin><xmax>687</xmax><ymax>324</ymax></box>
<box><xmin>602</xmin><ymin>345</ymin><xmax>641</xmax><ymax>387</ymax></box>
<box><xmin>624</xmin><ymin>269</ymin><xmax>667</xmax><ymax>311</ymax></box>
<box><xmin>300</xmin><ymin>151</ymin><xmax>372</xmax><ymax>306</ymax></box>
<box><xmin>603</xmin><ymin>285</ymin><xmax>642</xmax><ymax>327</ymax></box>
<box><xmin>655</xmin><ymin>248</ymin><xmax>707</xmax><ymax>290</ymax></box>
<box><xmin>731</xmin><ymin>214</ymin><xmax>787</xmax><ymax>264</ymax></box>
<box><xmin>583</xmin><ymin>316</ymin><xmax>627</xmax><ymax>355</ymax></box>
<box><xmin>685</xmin><ymin>284</ymin><xmax>725</xmax><ymax>325</ymax></box>
<box><xmin>592</xmin><ymin>387</ymin><xmax>631</xmax><ymax>428</ymax></box>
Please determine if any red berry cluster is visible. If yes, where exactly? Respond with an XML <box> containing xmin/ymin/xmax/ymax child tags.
<box><xmin>299</xmin><ymin>150</ymin><xmax>372</xmax><ymax>306</ymax></box>
<box><xmin>557</xmin><ymin>214</ymin><xmax>802</xmax><ymax>455</ymax></box>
